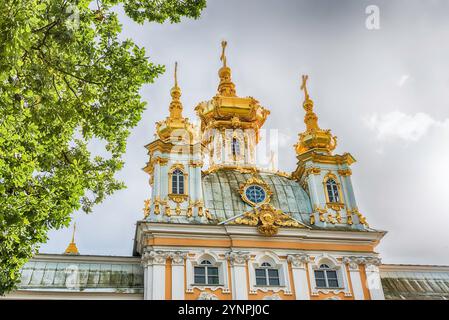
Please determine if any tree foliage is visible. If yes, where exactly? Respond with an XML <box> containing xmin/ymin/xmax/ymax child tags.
<box><xmin>0</xmin><ymin>0</ymin><xmax>206</xmax><ymax>294</ymax></box>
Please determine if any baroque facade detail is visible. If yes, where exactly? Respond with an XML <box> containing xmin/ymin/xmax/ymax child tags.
<box><xmin>132</xmin><ymin>41</ymin><xmax>387</xmax><ymax>301</ymax></box>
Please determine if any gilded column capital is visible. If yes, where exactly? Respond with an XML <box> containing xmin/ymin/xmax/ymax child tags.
<box><xmin>337</xmin><ymin>168</ymin><xmax>352</xmax><ymax>176</ymax></box>
<box><xmin>189</xmin><ymin>160</ymin><xmax>203</xmax><ymax>168</ymax></box>
<box><xmin>287</xmin><ymin>253</ymin><xmax>310</xmax><ymax>269</ymax></box>
<box><xmin>225</xmin><ymin>251</ymin><xmax>250</xmax><ymax>266</ymax></box>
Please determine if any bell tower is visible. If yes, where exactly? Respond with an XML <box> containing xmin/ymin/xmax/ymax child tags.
<box><xmin>195</xmin><ymin>41</ymin><xmax>270</xmax><ymax>171</ymax></box>
<box><xmin>143</xmin><ymin>63</ymin><xmax>207</xmax><ymax>223</ymax></box>
<box><xmin>292</xmin><ymin>75</ymin><xmax>369</xmax><ymax>229</ymax></box>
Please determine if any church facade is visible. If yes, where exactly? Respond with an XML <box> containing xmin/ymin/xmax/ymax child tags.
<box><xmin>5</xmin><ymin>42</ymin><xmax>449</xmax><ymax>300</ymax></box>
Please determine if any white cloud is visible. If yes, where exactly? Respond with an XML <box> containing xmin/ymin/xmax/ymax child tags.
<box><xmin>397</xmin><ymin>74</ymin><xmax>410</xmax><ymax>87</ymax></box>
<box><xmin>364</xmin><ymin>111</ymin><xmax>446</xmax><ymax>142</ymax></box>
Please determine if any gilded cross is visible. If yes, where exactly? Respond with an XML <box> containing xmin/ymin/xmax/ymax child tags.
<box><xmin>220</xmin><ymin>40</ymin><xmax>227</xmax><ymax>67</ymax></box>
<box><xmin>300</xmin><ymin>74</ymin><xmax>309</xmax><ymax>100</ymax></box>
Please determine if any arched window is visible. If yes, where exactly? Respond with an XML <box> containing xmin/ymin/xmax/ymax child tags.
<box><xmin>314</xmin><ymin>264</ymin><xmax>339</xmax><ymax>288</ymax></box>
<box><xmin>255</xmin><ymin>262</ymin><xmax>280</xmax><ymax>286</ymax></box>
<box><xmin>326</xmin><ymin>178</ymin><xmax>340</xmax><ymax>203</ymax></box>
<box><xmin>194</xmin><ymin>260</ymin><xmax>219</xmax><ymax>285</ymax></box>
<box><xmin>231</xmin><ymin>138</ymin><xmax>240</xmax><ymax>157</ymax></box>
<box><xmin>172</xmin><ymin>169</ymin><xmax>184</xmax><ymax>195</ymax></box>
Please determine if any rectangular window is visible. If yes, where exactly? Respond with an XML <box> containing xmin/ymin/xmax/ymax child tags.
<box><xmin>314</xmin><ymin>270</ymin><xmax>326</xmax><ymax>288</ymax></box>
<box><xmin>207</xmin><ymin>267</ymin><xmax>219</xmax><ymax>285</ymax></box>
<box><xmin>255</xmin><ymin>269</ymin><xmax>267</xmax><ymax>286</ymax></box>
<box><xmin>268</xmin><ymin>269</ymin><xmax>280</xmax><ymax>286</ymax></box>
<box><xmin>172</xmin><ymin>177</ymin><xmax>178</xmax><ymax>193</ymax></box>
<box><xmin>327</xmin><ymin>270</ymin><xmax>339</xmax><ymax>287</ymax></box>
<box><xmin>194</xmin><ymin>266</ymin><xmax>206</xmax><ymax>284</ymax></box>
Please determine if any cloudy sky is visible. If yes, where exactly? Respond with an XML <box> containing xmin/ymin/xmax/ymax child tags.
<box><xmin>41</xmin><ymin>0</ymin><xmax>449</xmax><ymax>265</ymax></box>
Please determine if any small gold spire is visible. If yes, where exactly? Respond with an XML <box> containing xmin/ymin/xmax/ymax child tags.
<box><xmin>154</xmin><ymin>61</ymin><xmax>195</xmax><ymax>142</ymax></box>
<box><xmin>174</xmin><ymin>61</ymin><xmax>178</xmax><ymax>88</ymax></box>
<box><xmin>169</xmin><ymin>61</ymin><xmax>182</xmax><ymax>119</ymax></box>
<box><xmin>295</xmin><ymin>75</ymin><xmax>337</xmax><ymax>155</ymax></box>
<box><xmin>220</xmin><ymin>40</ymin><xmax>227</xmax><ymax>67</ymax></box>
<box><xmin>64</xmin><ymin>223</ymin><xmax>79</xmax><ymax>255</ymax></box>
<box><xmin>217</xmin><ymin>40</ymin><xmax>236</xmax><ymax>96</ymax></box>
<box><xmin>300</xmin><ymin>74</ymin><xmax>319</xmax><ymax>131</ymax></box>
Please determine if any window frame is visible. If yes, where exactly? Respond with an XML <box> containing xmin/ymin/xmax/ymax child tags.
<box><xmin>322</xmin><ymin>173</ymin><xmax>345</xmax><ymax>209</ymax></box>
<box><xmin>308</xmin><ymin>255</ymin><xmax>351</xmax><ymax>296</ymax></box>
<box><xmin>325</xmin><ymin>179</ymin><xmax>340</xmax><ymax>203</ymax></box>
<box><xmin>168</xmin><ymin>164</ymin><xmax>188</xmax><ymax>197</ymax></box>
<box><xmin>193</xmin><ymin>260</ymin><xmax>221</xmax><ymax>286</ymax></box>
<box><xmin>314</xmin><ymin>264</ymin><xmax>340</xmax><ymax>289</ymax></box>
<box><xmin>254</xmin><ymin>262</ymin><xmax>281</xmax><ymax>287</ymax></box>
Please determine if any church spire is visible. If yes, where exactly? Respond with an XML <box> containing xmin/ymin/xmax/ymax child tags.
<box><xmin>64</xmin><ymin>223</ymin><xmax>79</xmax><ymax>255</ymax></box>
<box><xmin>169</xmin><ymin>61</ymin><xmax>183</xmax><ymax>120</ymax></box>
<box><xmin>295</xmin><ymin>75</ymin><xmax>337</xmax><ymax>155</ymax></box>
<box><xmin>300</xmin><ymin>74</ymin><xmax>320</xmax><ymax>131</ymax></box>
<box><xmin>155</xmin><ymin>62</ymin><xmax>195</xmax><ymax>142</ymax></box>
<box><xmin>217</xmin><ymin>40</ymin><xmax>236</xmax><ymax>96</ymax></box>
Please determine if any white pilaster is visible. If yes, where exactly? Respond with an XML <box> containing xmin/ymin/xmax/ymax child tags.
<box><xmin>343</xmin><ymin>257</ymin><xmax>365</xmax><ymax>300</ymax></box>
<box><xmin>287</xmin><ymin>254</ymin><xmax>310</xmax><ymax>300</ymax></box>
<box><xmin>365</xmin><ymin>258</ymin><xmax>385</xmax><ymax>300</ymax></box>
<box><xmin>145</xmin><ymin>250</ymin><xmax>169</xmax><ymax>300</ymax></box>
<box><xmin>226</xmin><ymin>251</ymin><xmax>250</xmax><ymax>300</ymax></box>
<box><xmin>170</xmin><ymin>251</ymin><xmax>187</xmax><ymax>300</ymax></box>
<box><xmin>142</xmin><ymin>253</ymin><xmax>153</xmax><ymax>300</ymax></box>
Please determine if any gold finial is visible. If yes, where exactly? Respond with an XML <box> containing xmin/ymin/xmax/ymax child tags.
<box><xmin>220</xmin><ymin>40</ymin><xmax>227</xmax><ymax>67</ymax></box>
<box><xmin>300</xmin><ymin>74</ymin><xmax>318</xmax><ymax>130</ymax></box>
<box><xmin>71</xmin><ymin>222</ymin><xmax>76</xmax><ymax>243</ymax></box>
<box><xmin>64</xmin><ymin>222</ymin><xmax>79</xmax><ymax>255</ymax></box>
<box><xmin>174</xmin><ymin>61</ymin><xmax>178</xmax><ymax>88</ymax></box>
<box><xmin>294</xmin><ymin>74</ymin><xmax>337</xmax><ymax>155</ymax></box>
<box><xmin>217</xmin><ymin>40</ymin><xmax>236</xmax><ymax>96</ymax></box>
<box><xmin>169</xmin><ymin>61</ymin><xmax>182</xmax><ymax>119</ymax></box>
<box><xmin>155</xmin><ymin>61</ymin><xmax>196</xmax><ymax>142</ymax></box>
<box><xmin>300</xmin><ymin>74</ymin><xmax>309</xmax><ymax>101</ymax></box>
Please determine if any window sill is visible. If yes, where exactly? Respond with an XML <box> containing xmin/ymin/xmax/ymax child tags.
<box><xmin>193</xmin><ymin>284</ymin><xmax>224</xmax><ymax>287</ymax></box>
<box><xmin>254</xmin><ymin>285</ymin><xmax>285</xmax><ymax>288</ymax></box>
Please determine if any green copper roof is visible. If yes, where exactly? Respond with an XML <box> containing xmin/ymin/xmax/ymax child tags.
<box><xmin>18</xmin><ymin>255</ymin><xmax>143</xmax><ymax>293</ymax></box>
<box><xmin>380</xmin><ymin>266</ymin><xmax>449</xmax><ymax>300</ymax></box>
<box><xmin>202</xmin><ymin>169</ymin><xmax>313</xmax><ymax>224</ymax></box>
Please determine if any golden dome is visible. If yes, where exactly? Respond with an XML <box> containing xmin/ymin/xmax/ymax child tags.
<box><xmin>195</xmin><ymin>41</ymin><xmax>270</xmax><ymax>141</ymax></box>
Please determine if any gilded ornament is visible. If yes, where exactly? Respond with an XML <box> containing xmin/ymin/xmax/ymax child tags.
<box><xmin>310</xmin><ymin>213</ymin><xmax>316</xmax><ymax>225</ymax></box>
<box><xmin>239</xmin><ymin>176</ymin><xmax>272</xmax><ymax>207</ymax></box>
<box><xmin>294</xmin><ymin>75</ymin><xmax>337</xmax><ymax>155</ymax></box>
<box><xmin>338</xmin><ymin>168</ymin><xmax>352</xmax><ymax>176</ymax></box>
<box><xmin>234</xmin><ymin>203</ymin><xmax>304</xmax><ymax>236</ymax></box>
<box><xmin>165</xmin><ymin>205</ymin><xmax>171</xmax><ymax>217</ymax></box>
<box><xmin>143</xmin><ymin>199</ymin><xmax>151</xmax><ymax>218</ymax></box>
<box><xmin>187</xmin><ymin>203</ymin><xmax>193</xmax><ymax>217</ymax></box>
